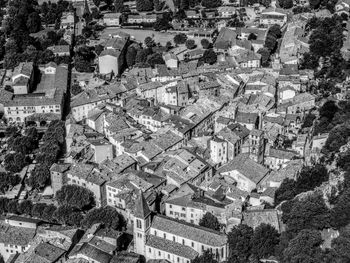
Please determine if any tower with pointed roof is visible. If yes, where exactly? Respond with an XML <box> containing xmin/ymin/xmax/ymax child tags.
<box><xmin>133</xmin><ymin>190</ymin><xmax>151</xmax><ymax>256</ymax></box>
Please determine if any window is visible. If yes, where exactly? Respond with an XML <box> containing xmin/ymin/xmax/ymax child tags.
<box><xmin>191</xmin><ymin>242</ymin><xmax>194</xmax><ymax>247</ymax></box>
<box><xmin>168</xmin><ymin>254</ymin><xmax>170</xmax><ymax>259</ymax></box>
<box><xmin>154</xmin><ymin>230</ymin><xmax>157</xmax><ymax>236</ymax></box>
<box><xmin>163</xmin><ymin>233</ymin><xmax>166</xmax><ymax>239</ymax></box>
<box><xmin>136</xmin><ymin>219</ymin><xmax>142</xmax><ymax>229</ymax></box>
<box><xmin>182</xmin><ymin>239</ymin><xmax>185</xmax><ymax>245</ymax></box>
<box><xmin>158</xmin><ymin>251</ymin><xmax>161</xmax><ymax>256</ymax></box>
<box><xmin>182</xmin><ymin>207</ymin><xmax>185</xmax><ymax>211</ymax></box>
<box><xmin>202</xmin><ymin>245</ymin><xmax>204</xmax><ymax>251</ymax></box>
<box><xmin>173</xmin><ymin>236</ymin><xmax>175</xmax><ymax>241</ymax></box>
<box><xmin>149</xmin><ymin>248</ymin><xmax>151</xmax><ymax>253</ymax></box>
<box><xmin>170</xmin><ymin>211</ymin><xmax>173</xmax><ymax>215</ymax></box>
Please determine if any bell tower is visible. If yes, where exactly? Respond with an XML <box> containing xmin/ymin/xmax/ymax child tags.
<box><xmin>133</xmin><ymin>190</ymin><xmax>151</xmax><ymax>256</ymax></box>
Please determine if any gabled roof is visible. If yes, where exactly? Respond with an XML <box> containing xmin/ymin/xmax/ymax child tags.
<box><xmin>151</xmin><ymin>215</ymin><xmax>227</xmax><ymax>247</ymax></box>
<box><xmin>217</xmin><ymin>154</ymin><xmax>269</xmax><ymax>184</ymax></box>
<box><xmin>134</xmin><ymin>191</ymin><xmax>151</xmax><ymax>218</ymax></box>
<box><xmin>146</xmin><ymin>235</ymin><xmax>198</xmax><ymax>259</ymax></box>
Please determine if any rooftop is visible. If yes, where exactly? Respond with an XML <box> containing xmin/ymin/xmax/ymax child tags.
<box><xmin>151</xmin><ymin>215</ymin><xmax>227</xmax><ymax>247</ymax></box>
<box><xmin>217</xmin><ymin>154</ymin><xmax>269</xmax><ymax>184</ymax></box>
<box><xmin>146</xmin><ymin>235</ymin><xmax>198</xmax><ymax>259</ymax></box>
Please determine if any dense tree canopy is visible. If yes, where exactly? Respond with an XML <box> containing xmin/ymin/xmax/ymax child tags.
<box><xmin>199</xmin><ymin>212</ymin><xmax>221</xmax><ymax>231</ymax></box>
<box><xmin>251</xmin><ymin>224</ymin><xmax>280</xmax><ymax>259</ymax></box>
<box><xmin>174</xmin><ymin>33</ymin><xmax>188</xmax><ymax>45</ymax></box>
<box><xmin>136</xmin><ymin>0</ymin><xmax>154</xmax><ymax>11</ymax></box>
<box><xmin>185</xmin><ymin>39</ymin><xmax>196</xmax><ymax>50</ymax></box>
<box><xmin>281</xmin><ymin>193</ymin><xmax>330</xmax><ymax>234</ymax></box>
<box><xmin>201</xmin><ymin>38</ymin><xmax>210</xmax><ymax>49</ymax></box>
<box><xmin>0</xmin><ymin>173</ymin><xmax>21</xmax><ymax>195</ymax></box>
<box><xmin>56</xmin><ymin>185</ymin><xmax>95</xmax><ymax>210</ymax></box>
<box><xmin>278</xmin><ymin>0</ymin><xmax>293</xmax><ymax>8</ymax></box>
<box><xmin>202</xmin><ymin>49</ymin><xmax>217</xmax><ymax>65</ymax></box>
<box><xmin>201</xmin><ymin>0</ymin><xmax>222</xmax><ymax>8</ymax></box>
<box><xmin>193</xmin><ymin>250</ymin><xmax>218</xmax><ymax>263</ymax></box>
<box><xmin>282</xmin><ymin>229</ymin><xmax>323</xmax><ymax>263</ymax></box>
<box><xmin>228</xmin><ymin>224</ymin><xmax>254</xmax><ymax>261</ymax></box>
<box><xmin>82</xmin><ymin>206</ymin><xmax>125</xmax><ymax>230</ymax></box>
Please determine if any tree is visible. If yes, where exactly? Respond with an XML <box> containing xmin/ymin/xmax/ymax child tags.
<box><xmin>174</xmin><ymin>33</ymin><xmax>187</xmax><ymax>45</ymax></box>
<box><xmin>17</xmin><ymin>200</ymin><xmax>33</xmax><ymax>216</ymax></box>
<box><xmin>42</xmin><ymin>204</ymin><xmax>57</xmax><ymax>222</ymax></box>
<box><xmin>4</xmin><ymin>153</ymin><xmax>27</xmax><ymax>173</ymax></box>
<box><xmin>302</xmin><ymin>113</ymin><xmax>316</xmax><ymax>128</ymax></box>
<box><xmin>71</xmin><ymin>83</ymin><xmax>83</xmax><ymax>96</ymax></box>
<box><xmin>136</xmin><ymin>0</ymin><xmax>154</xmax><ymax>11</ymax></box>
<box><xmin>56</xmin><ymin>185</ymin><xmax>95</xmax><ymax>210</ymax></box>
<box><xmin>269</xmin><ymin>24</ymin><xmax>282</xmax><ymax>38</ymax></box>
<box><xmin>228</xmin><ymin>224</ymin><xmax>254</xmax><ymax>261</ymax></box>
<box><xmin>201</xmin><ymin>0</ymin><xmax>222</xmax><ymax>8</ymax></box>
<box><xmin>283</xmin><ymin>229</ymin><xmax>323</xmax><ymax>263</ymax></box>
<box><xmin>282</xmin><ymin>193</ymin><xmax>331</xmax><ymax>234</ymax></box>
<box><xmin>248</xmin><ymin>33</ymin><xmax>257</xmax><ymax>40</ymax></box>
<box><xmin>201</xmin><ymin>38</ymin><xmax>210</xmax><ymax>49</ymax></box>
<box><xmin>126</xmin><ymin>45</ymin><xmax>138</xmax><ymax>68</ymax></box>
<box><xmin>0</xmin><ymin>173</ymin><xmax>21</xmax><ymax>194</ymax></box>
<box><xmin>330</xmin><ymin>187</ymin><xmax>350</xmax><ymax>229</ymax></box>
<box><xmin>278</xmin><ymin>0</ymin><xmax>293</xmax><ymax>8</ymax></box>
<box><xmin>93</xmin><ymin>0</ymin><xmax>101</xmax><ymax>7</ymax></box>
<box><xmin>199</xmin><ymin>212</ymin><xmax>221</xmax><ymax>231</ymax></box>
<box><xmin>7</xmin><ymin>200</ymin><xmax>18</xmax><ymax>214</ymax></box>
<box><xmin>193</xmin><ymin>250</ymin><xmax>218</xmax><ymax>263</ymax></box>
<box><xmin>332</xmin><ymin>229</ymin><xmax>350</xmax><ymax>262</ymax></box>
<box><xmin>275</xmin><ymin>178</ymin><xmax>297</xmax><ymax>205</ymax></box>
<box><xmin>309</xmin><ymin>0</ymin><xmax>321</xmax><ymax>8</ymax></box>
<box><xmin>264</xmin><ymin>34</ymin><xmax>277</xmax><ymax>52</ymax></box>
<box><xmin>26</xmin><ymin>12</ymin><xmax>41</xmax><ymax>33</ymax></box>
<box><xmin>154</xmin><ymin>0</ymin><xmax>165</xmax><ymax>11</ymax></box>
<box><xmin>294</xmin><ymin>164</ymin><xmax>328</xmax><ymax>193</ymax></box>
<box><xmin>53</xmin><ymin>205</ymin><xmax>83</xmax><ymax>226</ymax></box>
<box><xmin>227</xmin><ymin>18</ymin><xmax>245</xmax><ymax>28</ymax></box>
<box><xmin>135</xmin><ymin>48</ymin><xmax>152</xmax><ymax>64</ymax></box>
<box><xmin>114</xmin><ymin>0</ymin><xmax>124</xmax><ymax>12</ymax></box>
<box><xmin>82</xmin><ymin>206</ymin><xmax>125</xmax><ymax>230</ymax></box>
<box><xmin>26</xmin><ymin>165</ymin><xmax>51</xmax><ymax>189</ymax></box>
<box><xmin>257</xmin><ymin>48</ymin><xmax>270</xmax><ymax>67</ymax></box>
<box><xmin>185</xmin><ymin>39</ymin><xmax>196</xmax><ymax>49</ymax></box>
<box><xmin>251</xmin><ymin>223</ymin><xmax>280</xmax><ymax>259</ymax></box>
<box><xmin>203</xmin><ymin>49</ymin><xmax>217</xmax><ymax>65</ymax></box>
<box><xmin>144</xmin><ymin>37</ymin><xmax>155</xmax><ymax>48</ymax></box>
<box><xmin>146</xmin><ymin>53</ymin><xmax>165</xmax><ymax>67</ymax></box>
<box><xmin>153</xmin><ymin>17</ymin><xmax>172</xmax><ymax>31</ymax></box>
<box><xmin>32</xmin><ymin>203</ymin><xmax>48</xmax><ymax>218</ymax></box>
<box><xmin>5</xmin><ymin>126</ymin><xmax>19</xmax><ymax>137</ymax></box>
<box><xmin>0</xmin><ymin>198</ymin><xmax>9</xmax><ymax>214</ymax></box>
<box><xmin>323</xmin><ymin>123</ymin><xmax>350</xmax><ymax>154</ymax></box>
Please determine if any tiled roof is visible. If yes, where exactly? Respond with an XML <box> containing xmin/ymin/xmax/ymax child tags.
<box><xmin>134</xmin><ymin>191</ymin><xmax>151</xmax><ymax>218</ymax></box>
<box><xmin>235</xmin><ymin>111</ymin><xmax>258</xmax><ymax>124</ymax></box>
<box><xmin>268</xmin><ymin>148</ymin><xmax>297</xmax><ymax>159</ymax></box>
<box><xmin>110</xmin><ymin>251</ymin><xmax>140</xmax><ymax>263</ymax></box>
<box><xmin>13</xmin><ymin>62</ymin><xmax>33</xmax><ymax>79</ymax></box>
<box><xmin>73</xmin><ymin>243</ymin><xmax>112</xmax><ymax>263</ymax></box>
<box><xmin>34</xmin><ymin>242</ymin><xmax>66</xmax><ymax>262</ymax></box>
<box><xmin>0</xmin><ymin>221</ymin><xmax>36</xmax><ymax>246</ymax></box>
<box><xmin>71</xmin><ymin>84</ymin><xmax>126</xmax><ymax>108</ymax></box>
<box><xmin>217</xmin><ymin>154</ymin><xmax>269</xmax><ymax>184</ymax></box>
<box><xmin>151</xmin><ymin>215</ymin><xmax>227</xmax><ymax>247</ymax></box>
<box><xmin>146</xmin><ymin>235</ymin><xmax>198</xmax><ymax>259</ymax></box>
<box><xmin>5</xmin><ymin>65</ymin><xmax>68</xmax><ymax>107</ymax></box>
<box><xmin>50</xmin><ymin>163</ymin><xmax>71</xmax><ymax>173</ymax></box>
